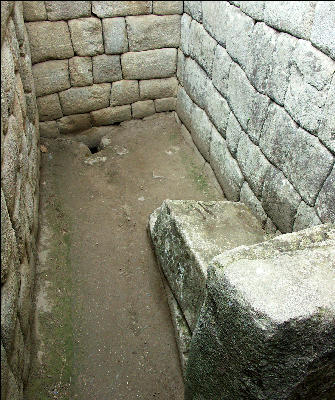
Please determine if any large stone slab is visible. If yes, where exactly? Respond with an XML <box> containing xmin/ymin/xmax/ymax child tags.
<box><xmin>183</xmin><ymin>57</ymin><xmax>209</xmax><ymax>109</ymax></box>
<box><xmin>139</xmin><ymin>77</ymin><xmax>178</xmax><ymax>100</ymax></box>
<box><xmin>185</xmin><ymin>224</ymin><xmax>335</xmax><ymax>399</ymax></box>
<box><xmin>310</xmin><ymin>1</ymin><xmax>335</xmax><ymax>59</ymax></box>
<box><xmin>23</xmin><ymin>1</ymin><xmax>47</xmax><ymax>22</ymax></box>
<box><xmin>37</xmin><ymin>94</ymin><xmax>63</xmax><ymax>122</ymax></box>
<box><xmin>69</xmin><ymin>56</ymin><xmax>93</xmax><ymax>87</ymax></box>
<box><xmin>45</xmin><ymin>1</ymin><xmax>91</xmax><ymax>20</ymax></box>
<box><xmin>68</xmin><ymin>17</ymin><xmax>104</xmax><ymax>57</ymax></box>
<box><xmin>102</xmin><ymin>17</ymin><xmax>128</xmax><ymax>54</ymax></box>
<box><xmin>92</xmin><ymin>55</ymin><xmax>122</xmax><ymax>83</ymax></box>
<box><xmin>149</xmin><ymin>200</ymin><xmax>266</xmax><ymax>331</ymax></box>
<box><xmin>202</xmin><ymin>1</ymin><xmax>230</xmax><ymax>46</ymax></box>
<box><xmin>152</xmin><ymin>1</ymin><xmax>183</xmax><ymax>15</ymax></box>
<box><xmin>92</xmin><ymin>1</ymin><xmax>152</xmax><ymax>17</ymax></box>
<box><xmin>110</xmin><ymin>80</ymin><xmax>139</xmax><ymax>106</ymax></box>
<box><xmin>32</xmin><ymin>60</ymin><xmax>70</xmax><ymax>97</ymax></box>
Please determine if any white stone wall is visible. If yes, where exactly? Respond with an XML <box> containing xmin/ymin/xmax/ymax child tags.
<box><xmin>23</xmin><ymin>1</ymin><xmax>183</xmax><ymax>137</ymax></box>
<box><xmin>176</xmin><ymin>1</ymin><xmax>335</xmax><ymax>233</ymax></box>
<box><xmin>1</xmin><ymin>2</ymin><xmax>40</xmax><ymax>399</ymax></box>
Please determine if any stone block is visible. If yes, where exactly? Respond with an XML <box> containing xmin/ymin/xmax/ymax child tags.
<box><xmin>92</xmin><ymin>1</ymin><xmax>152</xmax><ymax>17</ymax></box>
<box><xmin>23</xmin><ymin>1</ymin><xmax>47</xmax><ymax>21</ymax></box>
<box><xmin>59</xmin><ymin>84</ymin><xmax>111</xmax><ymax>115</ymax></box>
<box><xmin>293</xmin><ymin>201</ymin><xmax>322</xmax><ymax>232</ymax></box>
<box><xmin>24</xmin><ymin>93</ymin><xmax>38</xmax><ymax>123</ymax></box>
<box><xmin>212</xmin><ymin>44</ymin><xmax>232</xmax><ymax>99</ymax></box>
<box><xmin>139</xmin><ymin>77</ymin><xmax>178</xmax><ymax>100</ymax></box>
<box><xmin>68</xmin><ymin>17</ymin><xmax>103</xmax><ymax>57</ymax></box>
<box><xmin>37</xmin><ymin>93</ymin><xmax>63</xmax><ymax>121</ymax></box>
<box><xmin>311</xmin><ymin>1</ymin><xmax>335</xmax><ymax>59</ymax></box>
<box><xmin>17</xmin><ymin>257</ymin><xmax>34</xmax><ymax>336</ymax></box>
<box><xmin>7</xmin><ymin>19</ymin><xmax>20</xmax><ymax>72</ymax></box>
<box><xmin>1</xmin><ymin>38</ymin><xmax>16</xmax><ymax>115</ymax></box>
<box><xmin>202</xmin><ymin>1</ymin><xmax>230</xmax><ymax>46</ymax></box>
<box><xmin>39</xmin><ymin>121</ymin><xmax>59</xmax><ymax>138</ymax></box>
<box><xmin>126</xmin><ymin>15</ymin><xmax>180</xmax><ymax>52</ymax></box>
<box><xmin>183</xmin><ymin>57</ymin><xmax>209</xmax><ymax>109</ymax></box>
<box><xmin>26</xmin><ymin>21</ymin><xmax>74</xmax><ymax>64</ymax></box>
<box><xmin>58</xmin><ymin>113</ymin><xmax>92</xmax><ymax>134</ymax></box>
<box><xmin>132</xmin><ymin>100</ymin><xmax>155</xmax><ymax>119</ymax></box>
<box><xmin>121</xmin><ymin>48</ymin><xmax>177</xmax><ymax>80</ymax></box>
<box><xmin>45</xmin><ymin>1</ymin><xmax>91</xmax><ymax>20</ymax></box>
<box><xmin>264</xmin><ymin>1</ymin><xmax>317</xmax><ymax>40</ymax></box>
<box><xmin>318</xmin><ymin>75</ymin><xmax>335</xmax><ymax>152</ymax></box>
<box><xmin>92</xmin><ymin>54</ymin><xmax>122</xmax><ymax>83</ymax></box>
<box><xmin>153</xmin><ymin>1</ymin><xmax>183</xmax><ymax>15</ymax></box>
<box><xmin>210</xmin><ymin>127</ymin><xmax>244</xmax><ymax>201</ymax></box>
<box><xmin>184</xmin><ymin>1</ymin><xmax>202</xmax><ymax>22</ymax></box>
<box><xmin>185</xmin><ymin>224</ymin><xmax>335</xmax><ymax>399</ymax></box>
<box><xmin>226</xmin><ymin>112</ymin><xmax>243</xmax><ymax>156</ymax></box>
<box><xmin>32</xmin><ymin>60</ymin><xmax>70</xmax><ymax>97</ymax></box>
<box><xmin>110</xmin><ymin>80</ymin><xmax>139</xmax><ymax>106</ymax></box>
<box><xmin>1</xmin><ymin>342</ymin><xmax>9</xmax><ymax>399</ymax></box>
<box><xmin>240</xmin><ymin>181</ymin><xmax>267</xmax><ymax>225</ymax></box>
<box><xmin>315</xmin><ymin>165</ymin><xmax>335</xmax><ymax>223</ymax></box>
<box><xmin>18</xmin><ymin>52</ymin><xmax>35</xmax><ymax>94</ymax></box>
<box><xmin>176</xmin><ymin>86</ymin><xmax>194</xmax><ymax>131</ymax></box>
<box><xmin>102</xmin><ymin>17</ymin><xmax>128</xmax><ymax>55</ymax></box>
<box><xmin>91</xmin><ymin>105</ymin><xmax>132</xmax><ymax>126</ymax></box>
<box><xmin>190</xmin><ymin>105</ymin><xmax>212</xmax><ymax>162</ymax></box>
<box><xmin>69</xmin><ymin>56</ymin><xmax>93</xmax><ymax>87</ymax></box>
<box><xmin>176</xmin><ymin>49</ymin><xmax>185</xmax><ymax>85</ymax></box>
<box><xmin>247</xmin><ymin>91</ymin><xmax>270</xmax><ymax>144</ymax></box>
<box><xmin>180</xmin><ymin>14</ymin><xmax>192</xmax><ymax>56</ymax></box>
<box><xmin>149</xmin><ymin>199</ymin><xmax>266</xmax><ymax>331</ymax></box>
<box><xmin>239</xmin><ymin>1</ymin><xmax>265</xmax><ymax>20</ymax></box>
<box><xmin>205</xmin><ymin>82</ymin><xmax>230</xmax><ymax>137</ymax></box>
<box><xmin>154</xmin><ymin>97</ymin><xmax>176</xmax><ymax>112</ymax></box>
<box><xmin>13</xmin><ymin>2</ymin><xmax>25</xmax><ymax>47</ymax></box>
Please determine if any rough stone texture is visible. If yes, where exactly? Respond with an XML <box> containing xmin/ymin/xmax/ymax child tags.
<box><xmin>176</xmin><ymin>86</ymin><xmax>194</xmax><ymax>131</ymax></box>
<box><xmin>311</xmin><ymin>1</ymin><xmax>335</xmax><ymax>59</ymax></box>
<box><xmin>226</xmin><ymin>112</ymin><xmax>243</xmax><ymax>156</ymax></box>
<box><xmin>93</xmin><ymin>55</ymin><xmax>122</xmax><ymax>83</ymax></box>
<box><xmin>240</xmin><ymin>181</ymin><xmax>268</xmax><ymax>225</ymax></box>
<box><xmin>58</xmin><ymin>113</ymin><xmax>92</xmax><ymax>134</ymax></box>
<box><xmin>149</xmin><ymin>200</ymin><xmax>266</xmax><ymax>331</ymax></box>
<box><xmin>153</xmin><ymin>1</ymin><xmax>183</xmax><ymax>15</ymax></box>
<box><xmin>92</xmin><ymin>1</ymin><xmax>152</xmax><ymax>17</ymax></box>
<box><xmin>102</xmin><ymin>18</ymin><xmax>128</xmax><ymax>55</ymax></box>
<box><xmin>212</xmin><ymin>44</ymin><xmax>232</xmax><ymax>99</ymax></box>
<box><xmin>154</xmin><ymin>97</ymin><xmax>176</xmax><ymax>112</ymax></box>
<box><xmin>318</xmin><ymin>75</ymin><xmax>335</xmax><ymax>153</ymax></box>
<box><xmin>183</xmin><ymin>57</ymin><xmax>209</xmax><ymax>109</ymax></box>
<box><xmin>190</xmin><ymin>105</ymin><xmax>212</xmax><ymax>162</ymax></box>
<box><xmin>39</xmin><ymin>121</ymin><xmax>59</xmax><ymax>138</ymax></box>
<box><xmin>176</xmin><ymin>49</ymin><xmax>185</xmax><ymax>86</ymax></box>
<box><xmin>69</xmin><ymin>56</ymin><xmax>93</xmax><ymax>87</ymax></box>
<box><xmin>132</xmin><ymin>100</ymin><xmax>156</xmax><ymax>119</ymax></box>
<box><xmin>293</xmin><ymin>201</ymin><xmax>322</xmax><ymax>232</ymax></box>
<box><xmin>91</xmin><ymin>105</ymin><xmax>132</xmax><ymax>126</ymax></box>
<box><xmin>202</xmin><ymin>1</ymin><xmax>230</xmax><ymax>46</ymax></box>
<box><xmin>139</xmin><ymin>77</ymin><xmax>178</xmax><ymax>100</ymax></box>
<box><xmin>205</xmin><ymin>82</ymin><xmax>230</xmax><ymax>136</ymax></box>
<box><xmin>184</xmin><ymin>1</ymin><xmax>203</xmax><ymax>22</ymax></box>
<box><xmin>185</xmin><ymin>224</ymin><xmax>335</xmax><ymax>400</ymax></box>
<box><xmin>68</xmin><ymin>17</ymin><xmax>104</xmax><ymax>57</ymax></box>
<box><xmin>126</xmin><ymin>15</ymin><xmax>180</xmax><ymax>52</ymax></box>
<box><xmin>121</xmin><ymin>48</ymin><xmax>177</xmax><ymax>80</ymax></box>
<box><xmin>32</xmin><ymin>60</ymin><xmax>70</xmax><ymax>97</ymax></box>
<box><xmin>315</xmin><ymin>165</ymin><xmax>335</xmax><ymax>223</ymax></box>
<box><xmin>110</xmin><ymin>80</ymin><xmax>139</xmax><ymax>106</ymax></box>
<box><xmin>37</xmin><ymin>93</ymin><xmax>63</xmax><ymax>121</ymax></box>
<box><xmin>59</xmin><ymin>84</ymin><xmax>111</xmax><ymax>115</ymax></box>
<box><xmin>239</xmin><ymin>1</ymin><xmax>265</xmax><ymax>20</ymax></box>
<box><xmin>180</xmin><ymin>14</ymin><xmax>192</xmax><ymax>56</ymax></box>
<box><xmin>45</xmin><ymin>1</ymin><xmax>91</xmax><ymax>20</ymax></box>
<box><xmin>26</xmin><ymin>21</ymin><xmax>74</xmax><ymax>64</ymax></box>
<box><xmin>23</xmin><ymin>1</ymin><xmax>47</xmax><ymax>22</ymax></box>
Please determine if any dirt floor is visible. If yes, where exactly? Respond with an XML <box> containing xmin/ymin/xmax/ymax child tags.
<box><xmin>25</xmin><ymin>113</ymin><xmax>224</xmax><ymax>400</ymax></box>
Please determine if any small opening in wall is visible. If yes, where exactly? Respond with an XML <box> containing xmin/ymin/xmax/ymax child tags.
<box><xmin>89</xmin><ymin>145</ymin><xmax>99</xmax><ymax>154</ymax></box>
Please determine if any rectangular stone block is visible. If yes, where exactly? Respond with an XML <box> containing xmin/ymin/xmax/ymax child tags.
<box><xmin>92</xmin><ymin>1</ymin><xmax>152</xmax><ymax>17</ymax></box>
<box><xmin>126</xmin><ymin>15</ymin><xmax>180</xmax><ymax>52</ymax></box>
<box><xmin>59</xmin><ymin>84</ymin><xmax>111</xmax><ymax>115</ymax></box>
<box><xmin>212</xmin><ymin>45</ymin><xmax>232</xmax><ymax>99</ymax></box>
<box><xmin>202</xmin><ymin>1</ymin><xmax>230</xmax><ymax>46</ymax></box>
<box><xmin>180</xmin><ymin>14</ymin><xmax>192</xmax><ymax>56</ymax></box>
<box><xmin>37</xmin><ymin>93</ymin><xmax>62</xmax><ymax>122</ymax></box>
<box><xmin>91</xmin><ymin>105</ymin><xmax>132</xmax><ymax>126</ymax></box>
<box><xmin>45</xmin><ymin>1</ymin><xmax>91</xmax><ymax>20</ymax></box>
<box><xmin>102</xmin><ymin>17</ymin><xmax>128</xmax><ymax>54</ymax></box>
<box><xmin>92</xmin><ymin>55</ymin><xmax>122</xmax><ymax>83</ymax></box>
<box><xmin>132</xmin><ymin>100</ymin><xmax>155</xmax><ymax>119</ymax></box>
<box><xmin>58</xmin><ymin>113</ymin><xmax>92</xmax><ymax>134</ymax></box>
<box><xmin>69</xmin><ymin>56</ymin><xmax>93</xmax><ymax>87</ymax></box>
<box><xmin>176</xmin><ymin>86</ymin><xmax>194</xmax><ymax>131</ymax></box>
<box><xmin>121</xmin><ymin>48</ymin><xmax>177</xmax><ymax>80</ymax></box>
<box><xmin>23</xmin><ymin>1</ymin><xmax>47</xmax><ymax>21</ymax></box>
<box><xmin>39</xmin><ymin>121</ymin><xmax>59</xmax><ymax>138</ymax></box>
<box><xmin>154</xmin><ymin>97</ymin><xmax>176</xmax><ymax>112</ymax></box>
<box><xmin>68</xmin><ymin>17</ymin><xmax>103</xmax><ymax>57</ymax></box>
<box><xmin>153</xmin><ymin>1</ymin><xmax>183</xmax><ymax>15</ymax></box>
<box><xmin>26</xmin><ymin>21</ymin><xmax>74</xmax><ymax>64</ymax></box>
<box><xmin>110</xmin><ymin>80</ymin><xmax>139</xmax><ymax>106</ymax></box>
<box><xmin>190</xmin><ymin>104</ymin><xmax>212</xmax><ymax>162</ymax></box>
<box><xmin>205</xmin><ymin>82</ymin><xmax>230</xmax><ymax>137</ymax></box>
<box><xmin>311</xmin><ymin>1</ymin><xmax>335</xmax><ymax>59</ymax></box>
<box><xmin>32</xmin><ymin>59</ymin><xmax>70</xmax><ymax>97</ymax></box>
<box><xmin>183</xmin><ymin>57</ymin><xmax>209</xmax><ymax>109</ymax></box>
<box><xmin>139</xmin><ymin>77</ymin><xmax>178</xmax><ymax>100</ymax></box>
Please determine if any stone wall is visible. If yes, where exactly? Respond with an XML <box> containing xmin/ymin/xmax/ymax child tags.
<box><xmin>176</xmin><ymin>1</ymin><xmax>335</xmax><ymax>233</ymax></box>
<box><xmin>1</xmin><ymin>2</ymin><xmax>40</xmax><ymax>399</ymax></box>
<box><xmin>23</xmin><ymin>1</ymin><xmax>183</xmax><ymax>137</ymax></box>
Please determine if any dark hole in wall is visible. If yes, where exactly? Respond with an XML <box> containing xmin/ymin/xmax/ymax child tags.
<box><xmin>89</xmin><ymin>145</ymin><xmax>99</xmax><ymax>154</ymax></box>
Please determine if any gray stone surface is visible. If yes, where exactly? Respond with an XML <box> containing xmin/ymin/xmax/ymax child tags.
<box><xmin>184</xmin><ymin>1</ymin><xmax>202</xmax><ymax>22</ymax></box>
<box><xmin>92</xmin><ymin>1</ymin><xmax>152</xmax><ymax>17</ymax></box>
<box><xmin>318</xmin><ymin>75</ymin><xmax>335</xmax><ymax>152</ymax></box>
<box><xmin>205</xmin><ymin>82</ymin><xmax>230</xmax><ymax>136</ymax></box>
<box><xmin>154</xmin><ymin>97</ymin><xmax>176</xmax><ymax>112</ymax></box>
<box><xmin>315</xmin><ymin>165</ymin><xmax>335</xmax><ymax>223</ymax></box>
<box><xmin>69</xmin><ymin>56</ymin><xmax>93</xmax><ymax>87</ymax></box>
<box><xmin>68</xmin><ymin>17</ymin><xmax>104</xmax><ymax>57</ymax></box>
<box><xmin>293</xmin><ymin>201</ymin><xmax>322</xmax><ymax>232</ymax></box>
<box><xmin>132</xmin><ymin>100</ymin><xmax>155</xmax><ymax>119</ymax></box>
<box><xmin>23</xmin><ymin>1</ymin><xmax>47</xmax><ymax>21</ymax></box>
<box><xmin>37</xmin><ymin>94</ymin><xmax>63</xmax><ymax>122</ymax></box>
<box><xmin>39</xmin><ymin>121</ymin><xmax>59</xmax><ymax>138</ymax></box>
<box><xmin>239</xmin><ymin>1</ymin><xmax>265</xmax><ymax>20</ymax></box>
<box><xmin>59</xmin><ymin>84</ymin><xmax>111</xmax><ymax>115</ymax></box>
<box><xmin>240</xmin><ymin>181</ymin><xmax>267</xmax><ymax>225</ymax></box>
<box><xmin>185</xmin><ymin>224</ymin><xmax>335</xmax><ymax>399</ymax></box>
<box><xmin>153</xmin><ymin>1</ymin><xmax>183</xmax><ymax>15</ymax></box>
<box><xmin>176</xmin><ymin>86</ymin><xmax>194</xmax><ymax>131</ymax></box>
<box><xmin>32</xmin><ymin>60</ymin><xmax>70</xmax><ymax>97</ymax></box>
<box><xmin>58</xmin><ymin>113</ymin><xmax>92</xmax><ymax>134</ymax></box>
<box><xmin>121</xmin><ymin>48</ymin><xmax>177</xmax><ymax>80</ymax></box>
<box><xmin>110</xmin><ymin>80</ymin><xmax>139</xmax><ymax>106</ymax></box>
<box><xmin>126</xmin><ymin>15</ymin><xmax>180</xmax><ymax>52</ymax></box>
<box><xmin>139</xmin><ymin>77</ymin><xmax>178</xmax><ymax>100</ymax></box>
<box><xmin>149</xmin><ymin>199</ymin><xmax>266</xmax><ymax>331</ymax></box>
<box><xmin>202</xmin><ymin>1</ymin><xmax>230</xmax><ymax>46</ymax></box>
<box><xmin>26</xmin><ymin>21</ymin><xmax>74</xmax><ymax>64</ymax></box>
<box><xmin>183</xmin><ymin>57</ymin><xmax>209</xmax><ymax>109</ymax></box>
<box><xmin>311</xmin><ymin>1</ymin><xmax>335</xmax><ymax>59</ymax></box>
<box><xmin>212</xmin><ymin>44</ymin><xmax>232</xmax><ymax>99</ymax></box>
<box><xmin>180</xmin><ymin>14</ymin><xmax>192</xmax><ymax>56</ymax></box>
<box><xmin>246</xmin><ymin>91</ymin><xmax>270</xmax><ymax>144</ymax></box>
<box><xmin>91</xmin><ymin>105</ymin><xmax>132</xmax><ymax>126</ymax></box>
<box><xmin>190</xmin><ymin>105</ymin><xmax>212</xmax><ymax>162</ymax></box>
<box><xmin>92</xmin><ymin>55</ymin><xmax>122</xmax><ymax>83</ymax></box>
<box><xmin>176</xmin><ymin>49</ymin><xmax>185</xmax><ymax>85</ymax></box>
<box><xmin>45</xmin><ymin>1</ymin><xmax>91</xmax><ymax>20</ymax></box>
<box><xmin>102</xmin><ymin>17</ymin><xmax>128</xmax><ymax>55</ymax></box>
<box><xmin>226</xmin><ymin>112</ymin><xmax>243</xmax><ymax>156</ymax></box>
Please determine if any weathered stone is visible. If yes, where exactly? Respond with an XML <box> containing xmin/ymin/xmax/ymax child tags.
<box><xmin>69</xmin><ymin>56</ymin><xmax>93</xmax><ymax>87</ymax></box>
<box><xmin>91</xmin><ymin>105</ymin><xmax>132</xmax><ymax>126</ymax></box>
<box><xmin>139</xmin><ymin>77</ymin><xmax>178</xmax><ymax>100</ymax></box>
<box><xmin>126</xmin><ymin>15</ymin><xmax>180</xmax><ymax>52</ymax></box>
<box><xmin>121</xmin><ymin>48</ymin><xmax>177</xmax><ymax>80</ymax></box>
<box><xmin>132</xmin><ymin>100</ymin><xmax>155</xmax><ymax>119</ymax></box>
<box><xmin>240</xmin><ymin>181</ymin><xmax>267</xmax><ymax>225</ymax></box>
<box><xmin>23</xmin><ymin>1</ymin><xmax>47</xmax><ymax>22</ymax></box>
<box><xmin>12</xmin><ymin>2</ymin><xmax>25</xmax><ymax>47</ymax></box>
<box><xmin>59</xmin><ymin>84</ymin><xmax>111</xmax><ymax>115</ymax></box>
<box><xmin>315</xmin><ymin>165</ymin><xmax>335</xmax><ymax>223</ymax></box>
<box><xmin>190</xmin><ymin>105</ymin><xmax>212</xmax><ymax>162</ymax></box>
<box><xmin>176</xmin><ymin>49</ymin><xmax>185</xmax><ymax>86</ymax></box>
<box><xmin>58</xmin><ymin>113</ymin><xmax>92</xmax><ymax>134</ymax></box>
<box><xmin>37</xmin><ymin>93</ymin><xmax>62</xmax><ymax>121</ymax></box>
<box><xmin>92</xmin><ymin>55</ymin><xmax>122</xmax><ymax>83</ymax></box>
<box><xmin>7</xmin><ymin>19</ymin><xmax>20</xmax><ymax>72</ymax></box>
<box><xmin>264</xmin><ymin>1</ymin><xmax>317</xmax><ymax>40</ymax></box>
<box><xmin>110</xmin><ymin>80</ymin><xmax>139</xmax><ymax>106</ymax></box>
<box><xmin>1</xmin><ymin>342</ymin><xmax>9</xmax><ymax>399</ymax></box>
<box><xmin>239</xmin><ymin>1</ymin><xmax>265</xmax><ymax>20</ymax></box>
<box><xmin>311</xmin><ymin>1</ymin><xmax>335</xmax><ymax>59</ymax></box>
<box><xmin>153</xmin><ymin>1</ymin><xmax>183</xmax><ymax>15</ymax></box>
<box><xmin>1</xmin><ymin>38</ymin><xmax>16</xmax><ymax>115</ymax></box>
<box><xmin>202</xmin><ymin>1</ymin><xmax>230</xmax><ymax>46</ymax></box>
<box><xmin>39</xmin><ymin>121</ymin><xmax>59</xmax><ymax>138</ymax></box>
<box><xmin>183</xmin><ymin>57</ymin><xmax>209</xmax><ymax>109</ymax></box>
<box><xmin>45</xmin><ymin>1</ymin><xmax>90</xmax><ymax>21</ymax></box>
<box><xmin>293</xmin><ymin>201</ymin><xmax>322</xmax><ymax>232</ymax></box>
<box><xmin>102</xmin><ymin>17</ymin><xmax>128</xmax><ymax>55</ymax></box>
<box><xmin>205</xmin><ymin>82</ymin><xmax>230</xmax><ymax>137</ymax></box>
<box><xmin>26</xmin><ymin>21</ymin><xmax>74</xmax><ymax>64</ymax></box>
<box><xmin>6</xmin><ymin>364</ymin><xmax>22</xmax><ymax>400</ymax></box>
<box><xmin>68</xmin><ymin>17</ymin><xmax>103</xmax><ymax>57</ymax></box>
<box><xmin>212</xmin><ymin>44</ymin><xmax>232</xmax><ymax>99</ymax></box>
<box><xmin>176</xmin><ymin>86</ymin><xmax>194</xmax><ymax>131</ymax></box>
<box><xmin>149</xmin><ymin>199</ymin><xmax>266</xmax><ymax>331</ymax></box>
<box><xmin>184</xmin><ymin>1</ymin><xmax>202</xmax><ymax>22</ymax></box>
<box><xmin>210</xmin><ymin>127</ymin><xmax>244</xmax><ymax>201</ymax></box>
<box><xmin>17</xmin><ymin>257</ymin><xmax>33</xmax><ymax>336</ymax></box>
<box><xmin>318</xmin><ymin>75</ymin><xmax>335</xmax><ymax>152</ymax></box>
<box><xmin>92</xmin><ymin>1</ymin><xmax>152</xmax><ymax>17</ymax></box>
<box><xmin>180</xmin><ymin>13</ymin><xmax>192</xmax><ymax>56</ymax></box>
<box><xmin>24</xmin><ymin>93</ymin><xmax>38</xmax><ymax>123</ymax></box>
<box><xmin>32</xmin><ymin>60</ymin><xmax>70</xmax><ymax>97</ymax></box>
<box><xmin>154</xmin><ymin>97</ymin><xmax>176</xmax><ymax>112</ymax></box>
<box><xmin>186</xmin><ymin>224</ymin><xmax>335</xmax><ymax>399</ymax></box>
<box><xmin>226</xmin><ymin>112</ymin><xmax>243</xmax><ymax>156</ymax></box>
<box><xmin>247</xmin><ymin>91</ymin><xmax>270</xmax><ymax>144</ymax></box>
